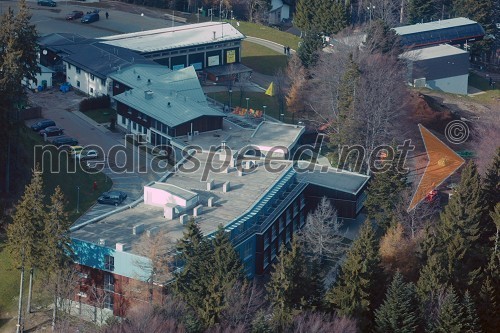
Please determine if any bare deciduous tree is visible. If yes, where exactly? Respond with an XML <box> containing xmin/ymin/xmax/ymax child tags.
<box><xmin>299</xmin><ymin>197</ymin><xmax>346</xmax><ymax>263</ymax></box>
<box><xmin>133</xmin><ymin>231</ymin><xmax>174</xmax><ymax>305</ymax></box>
<box><xmin>220</xmin><ymin>280</ymin><xmax>267</xmax><ymax>328</ymax></box>
<box><xmin>292</xmin><ymin>311</ymin><xmax>358</xmax><ymax>333</ymax></box>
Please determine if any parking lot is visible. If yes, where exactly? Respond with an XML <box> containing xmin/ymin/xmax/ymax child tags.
<box><xmin>27</xmin><ymin>89</ymin><xmax>165</xmax><ymax>225</ymax></box>
<box><xmin>1</xmin><ymin>0</ymin><xmax>182</xmax><ymax>38</ymax></box>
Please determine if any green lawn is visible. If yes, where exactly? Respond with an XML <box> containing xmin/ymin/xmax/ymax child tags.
<box><xmin>0</xmin><ymin>238</ymin><xmax>20</xmax><ymax>315</ymax></box>
<box><xmin>20</xmin><ymin>127</ymin><xmax>112</xmax><ymax>221</ymax></box>
<box><xmin>241</xmin><ymin>41</ymin><xmax>288</xmax><ymax>75</ymax></box>
<box><xmin>82</xmin><ymin>108</ymin><xmax>116</xmax><ymax>124</ymax></box>
<box><xmin>232</xmin><ymin>20</ymin><xmax>301</xmax><ymax>49</ymax></box>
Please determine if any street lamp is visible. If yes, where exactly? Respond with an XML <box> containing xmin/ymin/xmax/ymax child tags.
<box><xmin>228</xmin><ymin>89</ymin><xmax>232</xmax><ymax>111</ymax></box>
<box><xmin>263</xmin><ymin>105</ymin><xmax>267</xmax><ymax>120</ymax></box>
<box><xmin>245</xmin><ymin>97</ymin><xmax>250</xmax><ymax>112</ymax></box>
<box><xmin>76</xmin><ymin>186</ymin><xmax>80</xmax><ymax>213</ymax></box>
<box><xmin>280</xmin><ymin>113</ymin><xmax>285</xmax><ymax>122</ymax></box>
<box><xmin>367</xmin><ymin>3</ymin><xmax>375</xmax><ymax>23</ymax></box>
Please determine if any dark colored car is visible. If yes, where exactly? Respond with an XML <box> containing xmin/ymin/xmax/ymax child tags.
<box><xmin>37</xmin><ymin>0</ymin><xmax>57</xmax><ymax>7</ymax></box>
<box><xmin>39</xmin><ymin>126</ymin><xmax>64</xmax><ymax>137</ymax></box>
<box><xmin>97</xmin><ymin>191</ymin><xmax>127</xmax><ymax>206</ymax></box>
<box><xmin>81</xmin><ymin>13</ymin><xmax>99</xmax><ymax>23</ymax></box>
<box><xmin>66</xmin><ymin>11</ymin><xmax>84</xmax><ymax>20</ymax></box>
<box><xmin>31</xmin><ymin>119</ymin><xmax>56</xmax><ymax>132</ymax></box>
<box><xmin>52</xmin><ymin>136</ymin><xmax>79</xmax><ymax>148</ymax></box>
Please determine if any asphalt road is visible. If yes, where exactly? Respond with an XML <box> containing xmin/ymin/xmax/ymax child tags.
<box><xmin>0</xmin><ymin>0</ymin><xmax>181</xmax><ymax>38</ymax></box>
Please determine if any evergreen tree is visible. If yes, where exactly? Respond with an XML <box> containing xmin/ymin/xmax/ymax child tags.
<box><xmin>364</xmin><ymin>143</ymin><xmax>408</xmax><ymax>231</ymax></box>
<box><xmin>432</xmin><ymin>287</ymin><xmax>464</xmax><ymax>333</ymax></box>
<box><xmin>483</xmin><ymin>147</ymin><xmax>500</xmax><ymax>214</ymax></box>
<box><xmin>297</xmin><ymin>30</ymin><xmax>323</xmax><ymax>68</ymax></box>
<box><xmin>364</xmin><ymin>19</ymin><xmax>402</xmax><ymax>56</ymax></box>
<box><xmin>461</xmin><ymin>290</ymin><xmax>482</xmax><ymax>333</ymax></box>
<box><xmin>325</xmin><ymin>220</ymin><xmax>381</xmax><ymax>329</ymax></box>
<box><xmin>251</xmin><ymin>310</ymin><xmax>272</xmax><ymax>333</ymax></box>
<box><xmin>316</xmin><ymin>0</ymin><xmax>349</xmax><ymax>35</ymax></box>
<box><xmin>408</xmin><ymin>0</ymin><xmax>438</xmax><ymax>23</ymax></box>
<box><xmin>437</xmin><ymin>161</ymin><xmax>487</xmax><ymax>290</ymax></box>
<box><xmin>477</xmin><ymin>276</ymin><xmax>500</xmax><ymax>333</ymax></box>
<box><xmin>453</xmin><ymin>0</ymin><xmax>494</xmax><ymax>55</ymax></box>
<box><xmin>6</xmin><ymin>169</ymin><xmax>46</xmax><ymax>270</ymax></box>
<box><xmin>294</xmin><ymin>0</ymin><xmax>318</xmax><ymax>32</ymax></box>
<box><xmin>374</xmin><ymin>272</ymin><xmax>419</xmax><ymax>333</ymax></box>
<box><xmin>416</xmin><ymin>255</ymin><xmax>448</xmax><ymax>304</ymax></box>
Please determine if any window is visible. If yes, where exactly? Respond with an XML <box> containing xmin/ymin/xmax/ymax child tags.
<box><xmin>133</xmin><ymin>122</ymin><xmax>137</xmax><ymax>130</ymax></box>
<box><xmin>138</xmin><ymin>124</ymin><xmax>142</xmax><ymax>132</ymax></box>
<box><xmin>104</xmin><ymin>273</ymin><xmax>114</xmax><ymax>292</ymax></box>
<box><xmin>76</xmin><ymin>67</ymin><xmax>81</xmax><ymax>74</ymax></box>
<box><xmin>143</xmin><ymin>126</ymin><xmax>147</xmax><ymax>134</ymax></box>
<box><xmin>121</xmin><ymin>116</ymin><xmax>126</xmax><ymax>125</ymax></box>
<box><xmin>101</xmin><ymin>78</ymin><xmax>106</xmax><ymax>85</ymax></box>
<box><xmin>90</xmin><ymin>87</ymin><xmax>94</xmax><ymax>94</ymax></box>
<box><xmin>90</xmin><ymin>74</ymin><xmax>95</xmax><ymax>81</ymax></box>
<box><xmin>104</xmin><ymin>293</ymin><xmax>114</xmax><ymax>310</ymax></box>
<box><xmin>104</xmin><ymin>255</ymin><xmax>114</xmax><ymax>271</ymax></box>
<box><xmin>77</xmin><ymin>81</ymin><xmax>80</xmax><ymax>88</ymax></box>
<box><xmin>67</xmin><ymin>63</ymin><xmax>72</xmax><ymax>69</ymax></box>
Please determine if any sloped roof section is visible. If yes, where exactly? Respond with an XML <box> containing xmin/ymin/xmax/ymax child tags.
<box><xmin>98</xmin><ymin>22</ymin><xmax>245</xmax><ymax>54</ymax></box>
<box><xmin>111</xmin><ymin>64</ymin><xmax>223</xmax><ymax>128</ymax></box>
<box><xmin>393</xmin><ymin>17</ymin><xmax>479</xmax><ymax>35</ymax></box>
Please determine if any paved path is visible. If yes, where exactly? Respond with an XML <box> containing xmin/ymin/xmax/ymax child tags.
<box><xmin>245</xmin><ymin>36</ymin><xmax>296</xmax><ymax>55</ymax></box>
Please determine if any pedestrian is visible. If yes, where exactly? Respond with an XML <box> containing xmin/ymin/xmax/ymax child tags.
<box><xmin>283</xmin><ymin>45</ymin><xmax>287</xmax><ymax>54</ymax></box>
<box><xmin>286</xmin><ymin>46</ymin><xmax>290</xmax><ymax>55</ymax></box>
<box><xmin>489</xmin><ymin>76</ymin><xmax>493</xmax><ymax>87</ymax></box>
<box><xmin>93</xmin><ymin>181</ymin><xmax>97</xmax><ymax>192</ymax></box>
<box><xmin>105</xmin><ymin>11</ymin><xmax>109</xmax><ymax>19</ymax></box>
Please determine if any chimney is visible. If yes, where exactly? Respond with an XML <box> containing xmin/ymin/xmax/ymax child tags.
<box><xmin>144</xmin><ymin>90</ymin><xmax>154</xmax><ymax>99</ymax></box>
<box><xmin>137</xmin><ymin>75</ymin><xmax>141</xmax><ymax>80</ymax></box>
<box><xmin>99</xmin><ymin>238</ymin><xmax>106</xmax><ymax>246</ymax></box>
<box><xmin>147</xmin><ymin>78</ymin><xmax>151</xmax><ymax>85</ymax></box>
<box><xmin>167</xmin><ymin>102</ymin><xmax>171</xmax><ymax>107</ymax></box>
<box><xmin>213</xmin><ymin>31</ymin><xmax>216</xmax><ymax>40</ymax></box>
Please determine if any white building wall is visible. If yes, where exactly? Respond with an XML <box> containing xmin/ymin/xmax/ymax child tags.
<box><xmin>23</xmin><ymin>71</ymin><xmax>53</xmax><ymax>90</ymax></box>
<box><xmin>427</xmin><ymin>74</ymin><xmax>469</xmax><ymax>95</ymax></box>
<box><xmin>144</xmin><ymin>186</ymin><xmax>188</xmax><ymax>207</ymax></box>
<box><xmin>64</xmin><ymin>61</ymin><xmax>109</xmax><ymax>96</ymax></box>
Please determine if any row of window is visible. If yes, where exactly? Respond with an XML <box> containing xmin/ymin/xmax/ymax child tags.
<box><xmin>401</xmin><ymin>25</ymin><xmax>484</xmax><ymax>45</ymax></box>
<box><xmin>144</xmin><ymin>41</ymin><xmax>240</xmax><ymax>59</ymax></box>
<box><xmin>66</xmin><ymin>63</ymin><xmax>106</xmax><ymax>85</ymax></box>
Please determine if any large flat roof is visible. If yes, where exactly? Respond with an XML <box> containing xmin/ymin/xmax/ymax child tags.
<box><xmin>98</xmin><ymin>22</ymin><xmax>245</xmax><ymax>54</ymax></box>
<box><xmin>393</xmin><ymin>17</ymin><xmax>478</xmax><ymax>35</ymax></box>
<box><xmin>176</xmin><ymin>120</ymin><xmax>304</xmax><ymax>152</ymax></box>
<box><xmin>147</xmin><ymin>182</ymin><xmax>198</xmax><ymax>201</ymax></box>
<box><xmin>72</xmin><ymin>152</ymin><xmax>292</xmax><ymax>254</ymax></box>
<box><xmin>400</xmin><ymin>44</ymin><xmax>468</xmax><ymax>61</ymax></box>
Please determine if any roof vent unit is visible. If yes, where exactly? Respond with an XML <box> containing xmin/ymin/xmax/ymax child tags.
<box><xmin>147</xmin><ymin>78</ymin><xmax>151</xmax><ymax>85</ymax></box>
<box><xmin>137</xmin><ymin>75</ymin><xmax>141</xmax><ymax>80</ymax></box>
<box><xmin>99</xmin><ymin>238</ymin><xmax>106</xmax><ymax>246</ymax></box>
<box><xmin>145</xmin><ymin>90</ymin><xmax>154</xmax><ymax>99</ymax></box>
<box><xmin>168</xmin><ymin>102</ymin><xmax>171</xmax><ymax>107</ymax></box>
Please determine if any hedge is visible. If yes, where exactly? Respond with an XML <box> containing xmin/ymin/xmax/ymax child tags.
<box><xmin>79</xmin><ymin>95</ymin><xmax>110</xmax><ymax>112</ymax></box>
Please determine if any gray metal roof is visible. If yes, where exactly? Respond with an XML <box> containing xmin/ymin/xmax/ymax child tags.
<box><xmin>393</xmin><ymin>17</ymin><xmax>478</xmax><ymax>35</ymax></box>
<box><xmin>400</xmin><ymin>44</ymin><xmax>468</xmax><ymax>61</ymax></box>
<box><xmin>98</xmin><ymin>22</ymin><xmax>245</xmax><ymax>54</ymax></box>
<box><xmin>111</xmin><ymin>64</ymin><xmax>223</xmax><ymax>128</ymax></box>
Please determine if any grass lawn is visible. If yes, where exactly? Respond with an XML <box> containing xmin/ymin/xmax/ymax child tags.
<box><xmin>208</xmin><ymin>91</ymin><xmax>297</xmax><ymax>122</ymax></box>
<box><xmin>232</xmin><ymin>20</ymin><xmax>301</xmax><ymax>49</ymax></box>
<box><xmin>20</xmin><ymin>127</ymin><xmax>112</xmax><ymax>221</ymax></box>
<box><xmin>82</xmin><ymin>108</ymin><xmax>116</xmax><ymax>124</ymax></box>
<box><xmin>0</xmin><ymin>238</ymin><xmax>20</xmax><ymax>316</ymax></box>
<box><xmin>241</xmin><ymin>41</ymin><xmax>288</xmax><ymax>75</ymax></box>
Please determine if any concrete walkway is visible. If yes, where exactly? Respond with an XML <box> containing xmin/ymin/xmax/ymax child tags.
<box><xmin>245</xmin><ymin>36</ymin><xmax>296</xmax><ymax>55</ymax></box>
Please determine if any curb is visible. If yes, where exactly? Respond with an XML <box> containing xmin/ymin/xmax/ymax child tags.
<box><xmin>73</xmin><ymin>110</ymin><xmax>111</xmax><ymax>134</ymax></box>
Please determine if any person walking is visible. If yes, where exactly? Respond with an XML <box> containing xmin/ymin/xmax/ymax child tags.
<box><xmin>283</xmin><ymin>45</ymin><xmax>287</xmax><ymax>54</ymax></box>
<box><xmin>105</xmin><ymin>11</ymin><xmax>109</xmax><ymax>19</ymax></box>
<box><xmin>286</xmin><ymin>46</ymin><xmax>290</xmax><ymax>55</ymax></box>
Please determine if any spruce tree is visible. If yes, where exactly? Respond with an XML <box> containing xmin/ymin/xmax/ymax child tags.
<box><xmin>432</xmin><ymin>287</ymin><xmax>464</xmax><ymax>333</ymax></box>
<box><xmin>437</xmin><ymin>161</ymin><xmax>487</xmax><ymax>290</ymax></box>
<box><xmin>297</xmin><ymin>30</ymin><xmax>323</xmax><ymax>68</ymax></box>
<box><xmin>483</xmin><ymin>147</ymin><xmax>500</xmax><ymax>214</ymax></box>
<box><xmin>408</xmin><ymin>0</ymin><xmax>438</xmax><ymax>23</ymax></box>
<box><xmin>325</xmin><ymin>220</ymin><xmax>381</xmax><ymax>328</ymax></box>
<box><xmin>294</xmin><ymin>0</ymin><xmax>318</xmax><ymax>32</ymax></box>
<box><xmin>462</xmin><ymin>290</ymin><xmax>482</xmax><ymax>333</ymax></box>
<box><xmin>364</xmin><ymin>143</ymin><xmax>408</xmax><ymax>231</ymax></box>
<box><xmin>477</xmin><ymin>276</ymin><xmax>500</xmax><ymax>333</ymax></box>
<box><xmin>374</xmin><ymin>272</ymin><xmax>419</xmax><ymax>333</ymax></box>
<box><xmin>416</xmin><ymin>255</ymin><xmax>448</xmax><ymax>304</ymax></box>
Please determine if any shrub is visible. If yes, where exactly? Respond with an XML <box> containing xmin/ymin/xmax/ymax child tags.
<box><xmin>79</xmin><ymin>95</ymin><xmax>110</xmax><ymax>112</ymax></box>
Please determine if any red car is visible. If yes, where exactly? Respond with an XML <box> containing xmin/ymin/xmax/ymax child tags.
<box><xmin>66</xmin><ymin>11</ymin><xmax>84</xmax><ymax>20</ymax></box>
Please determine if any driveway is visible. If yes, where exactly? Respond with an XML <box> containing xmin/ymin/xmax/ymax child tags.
<box><xmin>27</xmin><ymin>89</ymin><xmax>167</xmax><ymax>226</ymax></box>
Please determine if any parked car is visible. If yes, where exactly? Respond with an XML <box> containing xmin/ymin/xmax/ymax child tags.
<box><xmin>69</xmin><ymin>146</ymin><xmax>83</xmax><ymax>156</ymax></box>
<box><xmin>81</xmin><ymin>12</ymin><xmax>99</xmax><ymax>23</ymax></box>
<box><xmin>31</xmin><ymin>119</ymin><xmax>56</xmax><ymax>132</ymax></box>
<box><xmin>52</xmin><ymin>136</ymin><xmax>79</xmax><ymax>148</ymax></box>
<box><xmin>75</xmin><ymin>149</ymin><xmax>98</xmax><ymax>160</ymax></box>
<box><xmin>37</xmin><ymin>0</ymin><xmax>57</xmax><ymax>7</ymax></box>
<box><xmin>97</xmin><ymin>191</ymin><xmax>127</xmax><ymax>206</ymax></box>
<box><xmin>66</xmin><ymin>11</ymin><xmax>83</xmax><ymax>20</ymax></box>
<box><xmin>39</xmin><ymin>126</ymin><xmax>64</xmax><ymax>137</ymax></box>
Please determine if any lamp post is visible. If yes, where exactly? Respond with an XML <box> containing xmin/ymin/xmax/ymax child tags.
<box><xmin>245</xmin><ymin>97</ymin><xmax>250</xmax><ymax>111</ymax></box>
<box><xmin>280</xmin><ymin>113</ymin><xmax>285</xmax><ymax>122</ymax></box>
<box><xmin>219</xmin><ymin>0</ymin><xmax>223</xmax><ymax>21</ymax></box>
<box><xmin>367</xmin><ymin>3</ymin><xmax>375</xmax><ymax>23</ymax></box>
<box><xmin>263</xmin><ymin>105</ymin><xmax>267</xmax><ymax>120</ymax></box>
<box><xmin>228</xmin><ymin>89</ymin><xmax>232</xmax><ymax>111</ymax></box>
<box><xmin>76</xmin><ymin>186</ymin><xmax>80</xmax><ymax>213</ymax></box>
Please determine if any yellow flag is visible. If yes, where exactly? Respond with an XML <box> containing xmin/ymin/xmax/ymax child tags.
<box><xmin>265</xmin><ymin>82</ymin><xmax>275</xmax><ymax>96</ymax></box>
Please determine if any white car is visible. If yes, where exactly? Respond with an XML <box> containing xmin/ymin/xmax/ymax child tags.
<box><xmin>76</xmin><ymin>150</ymin><xmax>98</xmax><ymax>160</ymax></box>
